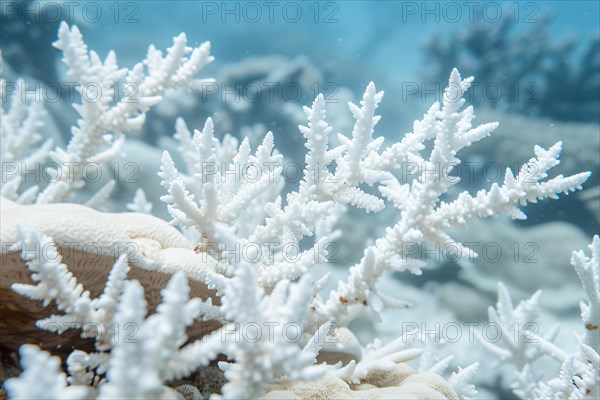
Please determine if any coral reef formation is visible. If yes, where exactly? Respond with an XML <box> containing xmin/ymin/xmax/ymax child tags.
<box><xmin>0</xmin><ymin>21</ymin><xmax>596</xmax><ymax>400</ymax></box>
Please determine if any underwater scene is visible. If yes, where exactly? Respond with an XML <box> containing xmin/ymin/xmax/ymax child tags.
<box><xmin>0</xmin><ymin>0</ymin><xmax>599</xmax><ymax>399</ymax></box>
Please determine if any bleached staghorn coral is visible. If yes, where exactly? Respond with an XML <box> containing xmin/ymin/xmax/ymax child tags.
<box><xmin>313</xmin><ymin>73</ymin><xmax>591</xmax><ymax>325</ymax></box>
<box><xmin>160</xmin><ymin>117</ymin><xmax>285</xmax><ymax>253</ymax></box>
<box><xmin>162</xmin><ymin>68</ymin><xmax>591</xmax><ymax>326</ymax></box>
<box><xmin>126</xmin><ymin>188</ymin><xmax>153</xmax><ymax>214</ymax></box>
<box><xmin>483</xmin><ymin>236</ymin><xmax>599</xmax><ymax>399</ymax></box>
<box><xmin>5</xmin><ymin>227</ymin><xmax>465</xmax><ymax>399</ymax></box>
<box><xmin>160</xmin><ymin>116</ymin><xmax>338</xmax><ymax>288</ymax></box>
<box><xmin>0</xmin><ymin>22</ymin><xmax>214</xmax><ymax>206</ymax></box>
<box><xmin>11</xmin><ymin>227</ymin><xmax>130</xmax><ymax>351</ymax></box>
<box><xmin>3</xmin><ymin>344</ymin><xmax>89</xmax><ymax>399</ymax></box>
<box><xmin>0</xmin><ymin>193</ymin><xmax>223</xmax><ymax>351</ymax></box>
<box><xmin>203</xmin><ymin>261</ymin><xmax>333</xmax><ymax>398</ymax></box>
<box><xmin>155</xmin><ymin>69</ymin><xmax>589</xmax><ymax>398</ymax></box>
<box><xmin>3</xmin><ymin>228</ymin><xmax>336</xmax><ymax>399</ymax></box>
<box><xmin>4</xmin><ymin>228</ymin><xmax>220</xmax><ymax>398</ymax></box>
<box><xmin>2</xmin><ymin>20</ymin><xmax>593</xmax><ymax>400</ymax></box>
<box><xmin>0</xmin><ymin>52</ymin><xmax>53</xmax><ymax>204</ymax></box>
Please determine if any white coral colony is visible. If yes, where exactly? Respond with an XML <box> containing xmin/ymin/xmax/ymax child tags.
<box><xmin>0</xmin><ymin>21</ymin><xmax>595</xmax><ymax>400</ymax></box>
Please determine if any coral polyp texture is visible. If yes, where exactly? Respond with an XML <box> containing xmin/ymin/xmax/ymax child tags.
<box><xmin>0</xmin><ymin>22</ymin><xmax>596</xmax><ymax>400</ymax></box>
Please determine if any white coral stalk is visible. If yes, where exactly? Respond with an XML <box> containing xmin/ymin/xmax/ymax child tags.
<box><xmin>98</xmin><ymin>280</ymin><xmax>157</xmax><ymax>399</ymax></box>
<box><xmin>36</xmin><ymin>22</ymin><xmax>214</xmax><ymax>204</ymax></box>
<box><xmin>13</xmin><ymin>226</ymin><xmax>130</xmax><ymax>350</ymax></box>
<box><xmin>314</xmin><ymin>69</ymin><xmax>591</xmax><ymax>325</ymax></box>
<box><xmin>0</xmin><ymin>64</ymin><xmax>52</xmax><ymax>203</ymax></box>
<box><xmin>162</xmin><ymin>69</ymin><xmax>590</xmax><ymax>331</ymax></box>
<box><xmin>160</xmin><ymin>83</ymin><xmax>396</xmax><ymax>286</ymax></box>
<box><xmin>98</xmin><ymin>272</ymin><xmax>210</xmax><ymax>398</ymax></box>
<box><xmin>250</xmin><ymin>86</ymin><xmax>389</xmax><ymax>248</ymax></box>
<box><xmin>483</xmin><ymin>236</ymin><xmax>599</xmax><ymax>399</ymax></box>
<box><xmin>160</xmin><ymin>118</ymin><xmax>284</xmax><ymax>253</ymax></box>
<box><xmin>126</xmin><ymin>188</ymin><xmax>153</xmax><ymax>214</ymax></box>
<box><xmin>571</xmin><ymin>234</ymin><xmax>599</xmax><ymax>350</ymax></box>
<box><xmin>203</xmin><ymin>262</ymin><xmax>330</xmax><ymax>399</ymax></box>
<box><xmin>4</xmin><ymin>345</ymin><xmax>91</xmax><ymax>400</ymax></box>
<box><xmin>9</xmin><ymin>229</ymin><xmax>222</xmax><ymax>398</ymax></box>
<box><xmin>448</xmin><ymin>363</ymin><xmax>479</xmax><ymax>400</ymax></box>
<box><xmin>481</xmin><ymin>283</ymin><xmax>550</xmax><ymax>368</ymax></box>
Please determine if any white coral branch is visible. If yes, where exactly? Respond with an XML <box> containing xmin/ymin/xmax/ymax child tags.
<box><xmin>13</xmin><ymin>226</ymin><xmax>130</xmax><ymax>350</ymax></box>
<box><xmin>571</xmin><ymin>234</ymin><xmax>599</xmax><ymax>350</ymax></box>
<box><xmin>36</xmin><ymin>22</ymin><xmax>213</xmax><ymax>204</ymax></box>
<box><xmin>314</xmin><ymin>69</ymin><xmax>590</xmax><ymax>325</ymax></box>
<box><xmin>0</xmin><ymin>72</ymin><xmax>51</xmax><ymax>203</ymax></box>
<box><xmin>205</xmin><ymin>262</ymin><xmax>331</xmax><ymax>399</ymax></box>
<box><xmin>9</xmin><ymin>229</ymin><xmax>222</xmax><ymax>398</ymax></box>
<box><xmin>483</xmin><ymin>236</ymin><xmax>600</xmax><ymax>399</ymax></box>
<box><xmin>448</xmin><ymin>363</ymin><xmax>479</xmax><ymax>400</ymax></box>
<box><xmin>4</xmin><ymin>345</ymin><xmax>91</xmax><ymax>400</ymax></box>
